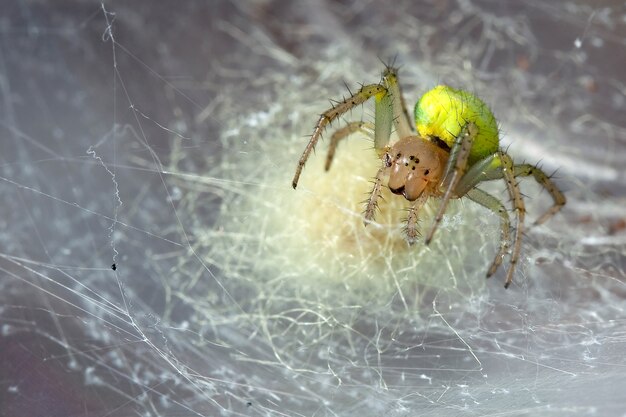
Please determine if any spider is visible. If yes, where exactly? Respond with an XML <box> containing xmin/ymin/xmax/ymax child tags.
<box><xmin>291</xmin><ymin>66</ymin><xmax>566</xmax><ymax>288</ymax></box>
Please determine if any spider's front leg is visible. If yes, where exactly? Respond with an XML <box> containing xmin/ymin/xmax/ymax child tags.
<box><xmin>292</xmin><ymin>84</ymin><xmax>386</xmax><ymax>189</ymax></box>
<box><xmin>424</xmin><ymin>122</ymin><xmax>478</xmax><ymax>244</ymax></box>
<box><xmin>362</xmin><ymin>67</ymin><xmax>418</xmax><ymax>226</ymax></box>
<box><xmin>293</xmin><ymin>66</ymin><xmax>414</xmax><ymax>189</ymax></box>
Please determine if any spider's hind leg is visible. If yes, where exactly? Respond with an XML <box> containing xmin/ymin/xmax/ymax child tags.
<box><xmin>465</xmin><ymin>188</ymin><xmax>512</xmax><ymax>278</ymax></box>
<box><xmin>512</xmin><ymin>164</ymin><xmax>566</xmax><ymax>226</ymax></box>
<box><xmin>455</xmin><ymin>158</ymin><xmax>566</xmax><ymax>227</ymax></box>
<box><xmin>497</xmin><ymin>151</ymin><xmax>526</xmax><ymax>288</ymax></box>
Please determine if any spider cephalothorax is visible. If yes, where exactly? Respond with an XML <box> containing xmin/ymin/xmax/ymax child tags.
<box><xmin>292</xmin><ymin>67</ymin><xmax>565</xmax><ymax>288</ymax></box>
<box><xmin>385</xmin><ymin>136</ymin><xmax>448</xmax><ymax>201</ymax></box>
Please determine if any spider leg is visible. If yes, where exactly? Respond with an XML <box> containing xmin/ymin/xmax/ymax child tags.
<box><xmin>511</xmin><ymin>164</ymin><xmax>566</xmax><ymax>225</ymax></box>
<box><xmin>404</xmin><ymin>192</ymin><xmax>429</xmax><ymax>245</ymax></box>
<box><xmin>498</xmin><ymin>151</ymin><xmax>526</xmax><ymax>288</ymax></box>
<box><xmin>455</xmin><ymin>157</ymin><xmax>565</xmax><ymax>226</ymax></box>
<box><xmin>454</xmin><ymin>153</ymin><xmax>501</xmax><ymax>196</ymax></box>
<box><xmin>363</xmin><ymin>164</ymin><xmax>388</xmax><ymax>226</ymax></box>
<box><xmin>293</xmin><ymin>68</ymin><xmax>414</xmax><ymax>188</ymax></box>
<box><xmin>465</xmin><ymin>188</ymin><xmax>511</xmax><ymax>278</ymax></box>
<box><xmin>374</xmin><ymin>68</ymin><xmax>418</xmax><ymax>150</ymax></box>
<box><xmin>292</xmin><ymin>83</ymin><xmax>387</xmax><ymax>189</ymax></box>
<box><xmin>361</xmin><ymin>68</ymin><xmax>420</xmax><ymax>225</ymax></box>
<box><xmin>425</xmin><ymin>122</ymin><xmax>478</xmax><ymax>244</ymax></box>
<box><xmin>325</xmin><ymin>121</ymin><xmax>375</xmax><ymax>171</ymax></box>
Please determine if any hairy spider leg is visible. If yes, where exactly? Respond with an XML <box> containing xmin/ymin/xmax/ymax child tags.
<box><xmin>381</xmin><ymin>66</ymin><xmax>414</xmax><ymax>138</ymax></box>
<box><xmin>451</xmin><ymin>151</ymin><xmax>565</xmax><ymax>286</ymax></box>
<box><xmin>364</xmin><ymin>68</ymin><xmax>424</xmax><ymax>225</ymax></box>
<box><xmin>292</xmin><ymin>68</ymin><xmax>412</xmax><ymax>189</ymax></box>
<box><xmin>519</xmin><ymin>164</ymin><xmax>566</xmax><ymax>225</ymax></box>
<box><xmin>498</xmin><ymin>151</ymin><xmax>526</xmax><ymax>288</ymax></box>
<box><xmin>363</xmin><ymin>164</ymin><xmax>387</xmax><ymax>225</ymax></box>
<box><xmin>292</xmin><ymin>84</ymin><xmax>386</xmax><ymax>189</ymax></box>
<box><xmin>404</xmin><ymin>192</ymin><xmax>429</xmax><ymax>245</ymax></box>
<box><xmin>424</xmin><ymin>123</ymin><xmax>478</xmax><ymax>245</ymax></box>
<box><xmin>455</xmin><ymin>157</ymin><xmax>566</xmax><ymax>227</ymax></box>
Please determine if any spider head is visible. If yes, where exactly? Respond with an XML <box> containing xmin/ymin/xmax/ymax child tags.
<box><xmin>385</xmin><ymin>136</ymin><xmax>448</xmax><ymax>201</ymax></box>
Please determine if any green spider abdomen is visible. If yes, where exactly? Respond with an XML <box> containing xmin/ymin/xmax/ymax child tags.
<box><xmin>414</xmin><ymin>85</ymin><xmax>499</xmax><ymax>162</ymax></box>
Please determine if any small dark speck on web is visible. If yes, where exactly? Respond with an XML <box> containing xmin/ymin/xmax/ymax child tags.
<box><xmin>111</xmin><ymin>263</ymin><xmax>117</xmax><ymax>271</ymax></box>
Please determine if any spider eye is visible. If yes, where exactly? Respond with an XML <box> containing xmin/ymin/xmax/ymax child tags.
<box><xmin>384</xmin><ymin>153</ymin><xmax>392</xmax><ymax>167</ymax></box>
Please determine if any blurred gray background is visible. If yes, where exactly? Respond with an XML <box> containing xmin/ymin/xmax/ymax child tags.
<box><xmin>1</xmin><ymin>1</ymin><xmax>625</xmax><ymax>416</ymax></box>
